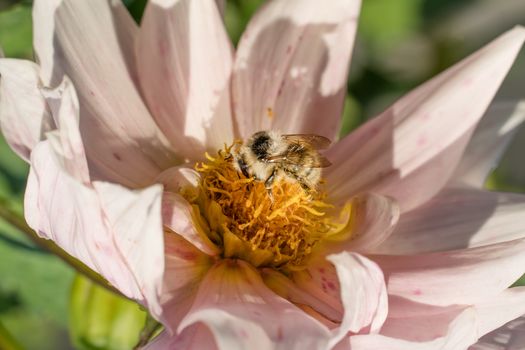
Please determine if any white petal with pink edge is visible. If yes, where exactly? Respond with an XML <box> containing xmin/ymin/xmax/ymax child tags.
<box><xmin>137</xmin><ymin>0</ymin><xmax>234</xmax><ymax>160</ymax></box>
<box><xmin>232</xmin><ymin>0</ymin><xmax>360</xmax><ymax>140</ymax></box>
<box><xmin>374</xmin><ymin>238</ymin><xmax>525</xmax><ymax>306</ymax></box>
<box><xmin>326</xmin><ymin>27</ymin><xmax>525</xmax><ymax>212</ymax></box>
<box><xmin>32</xmin><ymin>0</ymin><xmax>177</xmax><ymax>187</ymax></box>
<box><xmin>0</xmin><ymin>59</ymin><xmax>54</xmax><ymax>161</ymax></box>
<box><xmin>177</xmin><ymin>259</ymin><xmax>333</xmax><ymax>350</ymax></box>
<box><xmin>374</xmin><ymin>186</ymin><xmax>525</xmax><ymax>255</ymax></box>
<box><xmin>25</xmin><ymin>142</ymin><xmax>165</xmax><ymax>313</ymax></box>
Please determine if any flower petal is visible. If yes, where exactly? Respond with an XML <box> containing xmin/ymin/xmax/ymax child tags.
<box><xmin>347</xmin><ymin>308</ymin><xmax>478</xmax><ymax>350</ymax></box>
<box><xmin>178</xmin><ymin>259</ymin><xmax>332</xmax><ymax>350</ymax></box>
<box><xmin>327</xmin><ymin>252</ymin><xmax>388</xmax><ymax>342</ymax></box>
<box><xmin>145</xmin><ymin>324</ymin><xmax>218</xmax><ymax>350</ymax></box>
<box><xmin>32</xmin><ymin>0</ymin><xmax>177</xmax><ymax>187</ymax></box>
<box><xmin>321</xmin><ymin>193</ymin><xmax>399</xmax><ymax>255</ymax></box>
<box><xmin>471</xmin><ymin>315</ymin><xmax>525</xmax><ymax>350</ymax></box>
<box><xmin>25</xmin><ymin>142</ymin><xmax>165</xmax><ymax>313</ymax></box>
<box><xmin>137</xmin><ymin>0</ymin><xmax>234</xmax><ymax>160</ymax></box>
<box><xmin>373</xmin><ymin>238</ymin><xmax>525</xmax><ymax>306</ymax></box>
<box><xmin>162</xmin><ymin>192</ymin><xmax>220</xmax><ymax>256</ymax></box>
<box><xmin>375</xmin><ymin>186</ymin><xmax>525</xmax><ymax>255</ymax></box>
<box><xmin>453</xmin><ymin>100</ymin><xmax>525</xmax><ymax>187</ymax></box>
<box><xmin>157</xmin><ymin>231</ymin><xmax>212</xmax><ymax>332</ymax></box>
<box><xmin>383</xmin><ymin>296</ymin><xmax>468</xmax><ymax>342</ymax></box>
<box><xmin>42</xmin><ymin>76</ymin><xmax>89</xmax><ymax>182</ymax></box>
<box><xmin>232</xmin><ymin>0</ymin><xmax>360</xmax><ymax>139</ymax></box>
<box><xmin>474</xmin><ymin>287</ymin><xmax>525</xmax><ymax>337</ymax></box>
<box><xmin>0</xmin><ymin>59</ymin><xmax>53</xmax><ymax>161</ymax></box>
<box><xmin>326</xmin><ymin>27</ymin><xmax>525</xmax><ymax>212</ymax></box>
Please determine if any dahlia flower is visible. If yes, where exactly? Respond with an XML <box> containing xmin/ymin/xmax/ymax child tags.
<box><xmin>1</xmin><ymin>0</ymin><xmax>525</xmax><ymax>349</ymax></box>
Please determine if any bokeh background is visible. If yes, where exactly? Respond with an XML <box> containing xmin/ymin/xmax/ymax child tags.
<box><xmin>0</xmin><ymin>0</ymin><xmax>524</xmax><ymax>349</ymax></box>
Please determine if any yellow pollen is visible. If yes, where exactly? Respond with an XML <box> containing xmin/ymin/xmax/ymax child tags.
<box><xmin>186</xmin><ymin>144</ymin><xmax>350</xmax><ymax>271</ymax></box>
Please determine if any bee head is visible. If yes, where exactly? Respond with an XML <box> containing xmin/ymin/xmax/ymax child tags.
<box><xmin>249</xmin><ymin>131</ymin><xmax>272</xmax><ymax>161</ymax></box>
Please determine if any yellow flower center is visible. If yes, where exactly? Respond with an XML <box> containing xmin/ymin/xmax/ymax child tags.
<box><xmin>181</xmin><ymin>144</ymin><xmax>352</xmax><ymax>272</ymax></box>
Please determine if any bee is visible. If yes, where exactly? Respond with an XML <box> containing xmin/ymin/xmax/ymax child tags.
<box><xmin>231</xmin><ymin>131</ymin><xmax>332</xmax><ymax>196</ymax></box>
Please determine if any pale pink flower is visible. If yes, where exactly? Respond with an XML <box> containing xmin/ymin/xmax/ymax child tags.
<box><xmin>1</xmin><ymin>0</ymin><xmax>525</xmax><ymax>349</ymax></box>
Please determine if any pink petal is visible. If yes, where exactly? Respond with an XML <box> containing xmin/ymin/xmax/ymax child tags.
<box><xmin>326</xmin><ymin>252</ymin><xmax>388</xmax><ymax>342</ymax></box>
<box><xmin>470</xmin><ymin>315</ymin><xmax>525</xmax><ymax>350</ymax></box>
<box><xmin>374</xmin><ymin>186</ymin><xmax>525</xmax><ymax>255</ymax></box>
<box><xmin>155</xmin><ymin>166</ymin><xmax>200</xmax><ymax>193</ymax></box>
<box><xmin>145</xmin><ymin>324</ymin><xmax>218</xmax><ymax>350</ymax></box>
<box><xmin>25</xmin><ymin>142</ymin><xmax>165</xmax><ymax>312</ymax></box>
<box><xmin>326</xmin><ymin>27</ymin><xmax>525</xmax><ymax>212</ymax></box>
<box><xmin>347</xmin><ymin>308</ymin><xmax>478</xmax><ymax>350</ymax></box>
<box><xmin>373</xmin><ymin>238</ymin><xmax>525</xmax><ymax>306</ymax></box>
<box><xmin>454</xmin><ymin>100</ymin><xmax>525</xmax><ymax>187</ymax></box>
<box><xmin>158</xmin><ymin>231</ymin><xmax>212</xmax><ymax>332</ymax></box>
<box><xmin>321</xmin><ymin>194</ymin><xmax>399</xmax><ymax>255</ymax></box>
<box><xmin>383</xmin><ymin>296</ymin><xmax>468</xmax><ymax>341</ymax></box>
<box><xmin>41</xmin><ymin>77</ymin><xmax>89</xmax><ymax>183</ymax></box>
<box><xmin>261</xmin><ymin>268</ymin><xmax>344</xmax><ymax>325</ymax></box>
<box><xmin>474</xmin><ymin>287</ymin><xmax>525</xmax><ymax>337</ymax></box>
<box><xmin>232</xmin><ymin>0</ymin><xmax>360</xmax><ymax>140</ymax></box>
<box><xmin>0</xmin><ymin>59</ymin><xmax>53</xmax><ymax>161</ymax></box>
<box><xmin>32</xmin><ymin>0</ymin><xmax>176</xmax><ymax>187</ymax></box>
<box><xmin>162</xmin><ymin>192</ymin><xmax>220</xmax><ymax>256</ymax></box>
<box><xmin>137</xmin><ymin>0</ymin><xmax>234</xmax><ymax>160</ymax></box>
<box><xmin>178</xmin><ymin>259</ymin><xmax>332</xmax><ymax>349</ymax></box>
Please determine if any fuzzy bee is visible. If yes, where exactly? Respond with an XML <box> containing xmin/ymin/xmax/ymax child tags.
<box><xmin>231</xmin><ymin>131</ymin><xmax>332</xmax><ymax>195</ymax></box>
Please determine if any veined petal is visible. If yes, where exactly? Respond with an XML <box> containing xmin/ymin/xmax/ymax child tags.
<box><xmin>453</xmin><ymin>100</ymin><xmax>525</xmax><ymax>187</ymax></box>
<box><xmin>327</xmin><ymin>252</ymin><xmax>388</xmax><ymax>342</ymax></box>
<box><xmin>157</xmin><ymin>232</ymin><xmax>212</xmax><ymax>332</ymax></box>
<box><xmin>178</xmin><ymin>259</ymin><xmax>332</xmax><ymax>350</ymax></box>
<box><xmin>92</xmin><ymin>181</ymin><xmax>165</xmax><ymax>316</ymax></box>
<box><xmin>474</xmin><ymin>287</ymin><xmax>525</xmax><ymax>337</ymax></box>
<box><xmin>137</xmin><ymin>0</ymin><xmax>234</xmax><ymax>160</ymax></box>
<box><xmin>232</xmin><ymin>0</ymin><xmax>360</xmax><ymax>140</ymax></box>
<box><xmin>347</xmin><ymin>308</ymin><xmax>478</xmax><ymax>350</ymax></box>
<box><xmin>162</xmin><ymin>192</ymin><xmax>220</xmax><ymax>256</ymax></box>
<box><xmin>383</xmin><ymin>296</ymin><xmax>468</xmax><ymax>342</ymax></box>
<box><xmin>42</xmin><ymin>76</ymin><xmax>89</xmax><ymax>183</ymax></box>
<box><xmin>32</xmin><ymin>0</ymin><xmax>177</xmax><ymax>187</ymax></box>
<box><xmin>0</xmin><ymin>59</ymin><xmax>53</xmax><ymax>161</ymax></box>
<box><xmin>25</xmin><ymin>142</ymin><xmax>165</xmax><ymax>311</ymax></box>
<box><xmin>373</xmin><ymin>238</ymin><xmax>525</xmax><ymax>306</ymax></box>
<box><xmin>321</xmin><ymin>194</ymin><xmax>399</xmax><ymax>255</ymax></box>
<box><xmin>471</xmin><ymin>315</ymin><xmax>525</xmax><ymax>350</ymax></box>
<box><xmin>374</xmin><ymin>186</ymin><xmax>525</xmax><ymax>255</ymax></box>
<box><xmin>326</xmin><ymin>27</ymin><xmax>525</xmax><ymax>212</ymax></box>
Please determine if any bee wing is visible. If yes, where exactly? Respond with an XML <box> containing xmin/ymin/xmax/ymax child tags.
<box><xmin>281</xmin><ymin>134</ymin><xmax>332</xmax><ymax>150</ymax></box>
<box><xmin>266</xmin><ymin>154</ymin><xmax>332</xmax><ymax>168</ymax></box>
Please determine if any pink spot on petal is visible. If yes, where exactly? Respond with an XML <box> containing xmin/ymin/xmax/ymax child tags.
<box><xmin>413</xmin><ymin>288</ymin><xmax>422</xmax><ymax>295</ymax></box>
<box><xmin>327</xmin><ymin>281</ymin><xmax>336</xmax><ymax>291</ymax></box>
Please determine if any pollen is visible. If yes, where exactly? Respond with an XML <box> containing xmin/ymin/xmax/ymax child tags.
<box><xmin>185</xmin><ymin>144</ymin><xmax>351</xmax><ymax>271</ymax></box>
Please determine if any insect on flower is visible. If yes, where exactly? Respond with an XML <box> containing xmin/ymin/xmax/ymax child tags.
<box><xmin>230</xmin><ymin>131</ymin><xmax>332</xmax><ymax>197</ymax></box>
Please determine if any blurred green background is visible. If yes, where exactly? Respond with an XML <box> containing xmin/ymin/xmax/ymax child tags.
<box><xmin>0</xmin><ymin>0</ymin><xmax>523</xmax><ymax>349</ymax></box>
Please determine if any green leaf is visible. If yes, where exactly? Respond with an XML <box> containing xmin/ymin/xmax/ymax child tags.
<box><xmin>0</xmin><ymin>4</ymin><xmax>32</xmax><ymax>59</ymax></box>
<box><xmin>70</xmin><ymin>275</ymin><xmax>147</xmax><ymax>350</ymax></box>
<box><xmin>123</xmin><ymin>0</ymin><xmax>147</xmax><ymax>23</ymax></box>
<box><xmin>225</xmin><ymin>0</ymin><xmax>264</xmax><ymax>45</ymax></box>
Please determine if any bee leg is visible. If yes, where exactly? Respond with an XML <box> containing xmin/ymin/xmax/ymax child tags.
<box><xmin>264</xmin><ymin>169</ymin><xmax>277</xmax><ymax>203</ymax></box>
